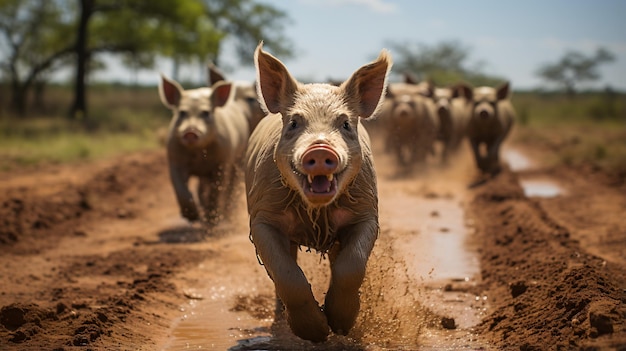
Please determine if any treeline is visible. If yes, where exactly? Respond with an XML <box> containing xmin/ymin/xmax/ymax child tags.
<box><xmin>0</xmin><ymin>0</ymin><xmax>293</xmax><ymax>118</ymax></box>
<box><xmin>0</xmin><ymin>1</ymin><xmax>619</xmax><ymax>121</ymax></box>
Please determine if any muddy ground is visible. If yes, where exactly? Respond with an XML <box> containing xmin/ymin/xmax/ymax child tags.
<box><xmin>0</xmin><ymin>131</ymin><xmax>625</xmax><ymax>351</ymax></box>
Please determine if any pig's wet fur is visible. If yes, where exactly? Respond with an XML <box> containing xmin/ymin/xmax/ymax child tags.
<box><xmin>245</xmin><ymin>43</ymin><xmax>391</xmax><ymax>342</ymax></box>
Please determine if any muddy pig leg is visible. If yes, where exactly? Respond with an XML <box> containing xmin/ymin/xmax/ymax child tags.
<box><xmin>198</xmin><ymin>170</ymin><xmax>225</xmax><ymax>225</ymax></box>
<box><xmin>469</xmin><ymin>139</ymin><xmax>485</xmax><ymax>172</ymax></box>
<box><xmin>169</xmin><ymin>164</ymin><xmax>199</xmax><ymax>221</ymax></box>
<box><xmin>324</xmin><ymin>221</ymin><xmax>378</xmax><ymax>335</ymax></box>
<box><xmin>220</xmin><ymin>164</ymin><xmax>239</xmax><ymax>217</ymax></box>
<box><xmin>251</xmin><ymin>223</ymin><xmax>330</xmax><ymax>342</ymax></box>
<box><xmin>272</xmin><ymin>242</ymin><xmax>298</xmax><ymax>321</ymax></box>
<box><xmin>486</xmin><ymin>137</ymin><xmax>505</xmax><ymax>174</ymax></box>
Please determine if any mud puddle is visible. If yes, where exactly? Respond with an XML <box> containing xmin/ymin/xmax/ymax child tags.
<box><xmin>162</xmin><ymin>158</ymin><xmax>487</xmax><ymax>350</ymax></box>
<box><xmin>503</xmin><ymin>147</ymin><xmax>565</xmax><ymax>198</ymax></box>
<box><xmin>519</xmin><ymin>178</ymin><xmax>565</xmax><ymax>197</ymax></box>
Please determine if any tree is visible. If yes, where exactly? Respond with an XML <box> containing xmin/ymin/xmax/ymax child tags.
<box><xmin>536</xmin><ymin>48</ymin><xmax>615</xmax><ymax>95</ymax></box>
<box><xmin>69</xmin><ymin>0</ymin><xmax>219</xmax><ymax>119</ymax></box>
<box><xmin>204</xmin><ymin>0</ymin><xmax>294</xmax><ymax>69</ymax></box>
<box><xmin>69</xmin><ymin>0</ymin><xmax>294</xmax><ymax>119</ymax></box>
<box><xmin>0</xmin><ymin>0</ymin><xmax>74</xmax><ymax>115</ymax></box>
<box><xmin>0</xmin><ymin>0</ymin><xmax>294</xmax><ymax>118</ymax></box>
<box><xmin>384</xmin><ymin>39</ymin><xmax>505</xmax><ymax>86</ymax></box>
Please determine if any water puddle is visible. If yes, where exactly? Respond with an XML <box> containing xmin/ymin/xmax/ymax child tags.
<box><xmin>383</xmin><ymin>195</ymin><xmax>479</xmax><ymax>281</ymax></box>
<box><xmin>520</xmin><ymin>178</ymin><xmax>565</xmax><ymax>198</ymax></box>
<box><xmin>380</xmin><ymin>185</ymin><xmax>486</xmax><ymax>344</ymax></box>
<box><xmin>503</xmin><ymin>148</ymin><xmax>566</xmax><ymax>198</ymax></box>
<box><xmin>502</xmin><ymin>148</ymin><xmax>534</xmax><ymax>171</ymax></box>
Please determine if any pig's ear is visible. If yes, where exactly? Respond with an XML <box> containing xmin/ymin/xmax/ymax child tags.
<box><xmin>343</xmin><ymin>49</ymin><xmax>392</xmax><ymax>119</ymax></box>
<box><xmin>453</xmin><ymin>82</ymin><xmax>473</xmax><ymax>100</ymax></box>
<box><xmin>254</xmin><ymin>42</ymin><xmax>298</xmax><ymax>115</ymax></box>
<box><xmin>420</xmin><ymin>80</ymin><xmax>435</xmax><ymax>98</ymax></box>
<box><xmin>403</xmin><ymin>72</ymin><xmax>418</xmax><ymax>85</ymax></box>
<box><xmin>211</xmin><ymin>81</ymin><xmax>233</xmax><ymax>108</ymax></box>
<box><xmin>159</xmin><ymin>74</ymin><xmax>183</xmax><ymax>109</ymax></box>
<box><xmin>208</xmin><ymin>62</ymin><xmax>226</xmax><ymax>86</ymax></box>
<box><xmin>496</xmin><ymin>81</ymin><xmax>510</xmax><ymax>100</ymax></box>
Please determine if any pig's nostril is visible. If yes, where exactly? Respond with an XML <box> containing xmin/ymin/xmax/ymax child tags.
<box><xmin>183</xmin><ymin>132</ymin><xmax>199</xmax><ymax>143</ymax></box>
<box><xmin>302</xmin><ymin>147</ymin><xmax>339</xmax><ymax>174</ymax></box>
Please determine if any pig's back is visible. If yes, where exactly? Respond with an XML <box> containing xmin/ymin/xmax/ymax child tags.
<box><xmin>214</xmin><ymin>102</ymin><xmax>250</xmax><ymax>162</ymax></box>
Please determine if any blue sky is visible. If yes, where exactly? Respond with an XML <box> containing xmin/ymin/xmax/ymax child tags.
<box><xmin>95</xmin><ymin>0</ymin><xmax>626</xmax><ymax>90</ymax></box>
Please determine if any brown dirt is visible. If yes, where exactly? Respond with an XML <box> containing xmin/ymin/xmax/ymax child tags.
<box><xmin>0</xmin><ymin>135</ymin><xmax>625</xmax><ymax>350</ymax></box>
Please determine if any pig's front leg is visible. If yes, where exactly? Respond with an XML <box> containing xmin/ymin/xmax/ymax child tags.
<box><xmin>324</xmin><ymin>220</ymin><xmax>378</xmax><ymax>335</ymax></box>
<box><xmin>469</xmin><ymin>139</ymin><xmax>487</xmax><ymax>171</ymax></box>
<box><xmin>250</xmin><ymin>222</ymin><xmax>330</xmax><ymax>342</ymax></box>
<box><xmin>169</xmin><ymin>164</ymin><xmax>199</xmax><ymax>221</ymax></box>
<box><xmin>486</xmin><ymin>135</ymin><xmax>505</xmax><ymax>174</ymax></box>
<box><xmin>198</xmin><ymin>175</ymin><xmax>219</xmax><ymax>224</ymax></box>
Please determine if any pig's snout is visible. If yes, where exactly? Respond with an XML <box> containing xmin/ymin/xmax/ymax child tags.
<box><xmin>479</xmin><ymin>110</ymin><xmax>490</xmax><ymax>119</ymax></box>
<box><xmin>300</xmin><ymin>144</ymin><xmax>340</xmax><ymax>204</ymax></box>
<box><xmin>180</xmin><ymin>128</ymin><xmax>203</xmax><ymax>146</ymax></box>
<box><xmin>183</xmin><ymin>130</ymin><xmax>199</xmax><ymax>143</ymax></box>
<box><xmin>302</xmin><ymin>145</ymin><xmax>339</xmax><ymax>176</ymax></box>
<box><xmin>437</xmin><ymin>105</ymin><xmax>449</xmax><ymax>118</ymax></box>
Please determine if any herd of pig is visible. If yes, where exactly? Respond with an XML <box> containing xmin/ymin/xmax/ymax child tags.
<box><xmin>157</xmin><ymin>43</ymin><xmax>515</xmax><ymax>342</ymax></box>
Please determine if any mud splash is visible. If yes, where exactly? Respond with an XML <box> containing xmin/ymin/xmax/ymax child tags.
<box><xmin>162</xmin><ymin>154</ymin><xmax>487</xmax><ymax>350</ymax></box>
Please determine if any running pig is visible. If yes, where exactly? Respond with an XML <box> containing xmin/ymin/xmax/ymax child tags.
<box><xmin>159</xmin><ymin>75</ymin><xmax>249</xmax><ymax>224</ymax></box>
<box><xmin>459</xmin><ymin>81</ymin><xmax>515</xmax><ymax>174</ymax></box>
<box><xmin>245</xmin><ymin>43</ymin><xmax>392</xmax><ymax>342</ymax></box>
<box><xmin>208</xmin><ymin>62</ymin><xmax>266</xmax><ymax>133</ymax></box>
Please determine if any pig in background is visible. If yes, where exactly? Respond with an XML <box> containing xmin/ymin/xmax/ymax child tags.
<box><xmin>423</xmin><ymin>83</ymin><xmax>471</xmax><ymax>165</ymax></box>
<box><xmin>457</xmin><ymin>81</ymin><xmax>516</xmax><ymax>174</ymax></box>
<box><xmin>159</xmin><ymin>74</ymin><xmax>250</xmax><ymax>225</ymax></box>
<box><xmin>207</xmin><ymin>62</ymin><xmax>266</xmax><ymax>133</ymax></box>
<box><xmin>381</xmin><ymin>80</ymin><xmax>438</xmax><ymax>172</ymax></box>
<box><xmin>245</xmin><ymin>42</ymin><xmax>391</xmax><ymax>342</ymax></box>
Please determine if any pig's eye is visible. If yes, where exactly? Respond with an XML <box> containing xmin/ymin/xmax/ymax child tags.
<box><xmin>342</xmin><ymin>120</ymin><xmax>351</xmax><ymax>131</ymax></box>
<box><xmin>200</xmin><ymin>110</ymin><xmax>210</xmax><ymax>119</ymax></box>
<box><xmin>288</xmin><ymin>119</ymin><xmax>298</xmax><ymax>130</ymax></box>
<box><xmin>178</xmin><ymin>111</ymin><xmax>188</xmax><ymax>119</ymax></box>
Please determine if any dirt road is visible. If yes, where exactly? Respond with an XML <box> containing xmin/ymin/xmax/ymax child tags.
<box><xmin>1</xmin><ymin>135</ymin><xmax>625</xmax><ymax>350</ymax></box>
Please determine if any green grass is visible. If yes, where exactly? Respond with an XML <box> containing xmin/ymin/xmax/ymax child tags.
<box><xmin>1</xmin><ymin>85</ymin><xmax>625</xmax><ymax>180</ymax></box>
<box><xmin>0</xmin><ymin>85</ymin><xmax>170</xmax><ymax>172</ymax></box>
<box><xmin>512</xmin><ymin>91</ymin><xmax>626</xmax><ymax>127</ymax></box>
<box><xmin>511</xmin><ymin>91</ymin><xmax>626</xmax><ymax>179</ymax></box>
<box><xmin>0</xmin><ymin>130</ymin><xmax>161</xmax><ymax>171</ymax></box>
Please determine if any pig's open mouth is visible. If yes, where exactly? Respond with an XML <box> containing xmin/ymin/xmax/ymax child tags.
<box><xmin>297</xmin><ymin>172</ymin><xmax>339</xmax><ymax>204</ymax></box>
<box><xmin>291</xmin><ymin>144</ymin><xmax>342</xmax><ymax>205</ymax></box>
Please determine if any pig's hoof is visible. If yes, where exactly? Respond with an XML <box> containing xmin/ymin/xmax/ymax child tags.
<box><xmin>286</xmin><ymin>306</ymin><xmax>329</xmax><ymax>342</ymax></box>
<box><xmin>182</xmin><ymin>208</ymin><xmax>200</xmax><ymax>222</ymax></box>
